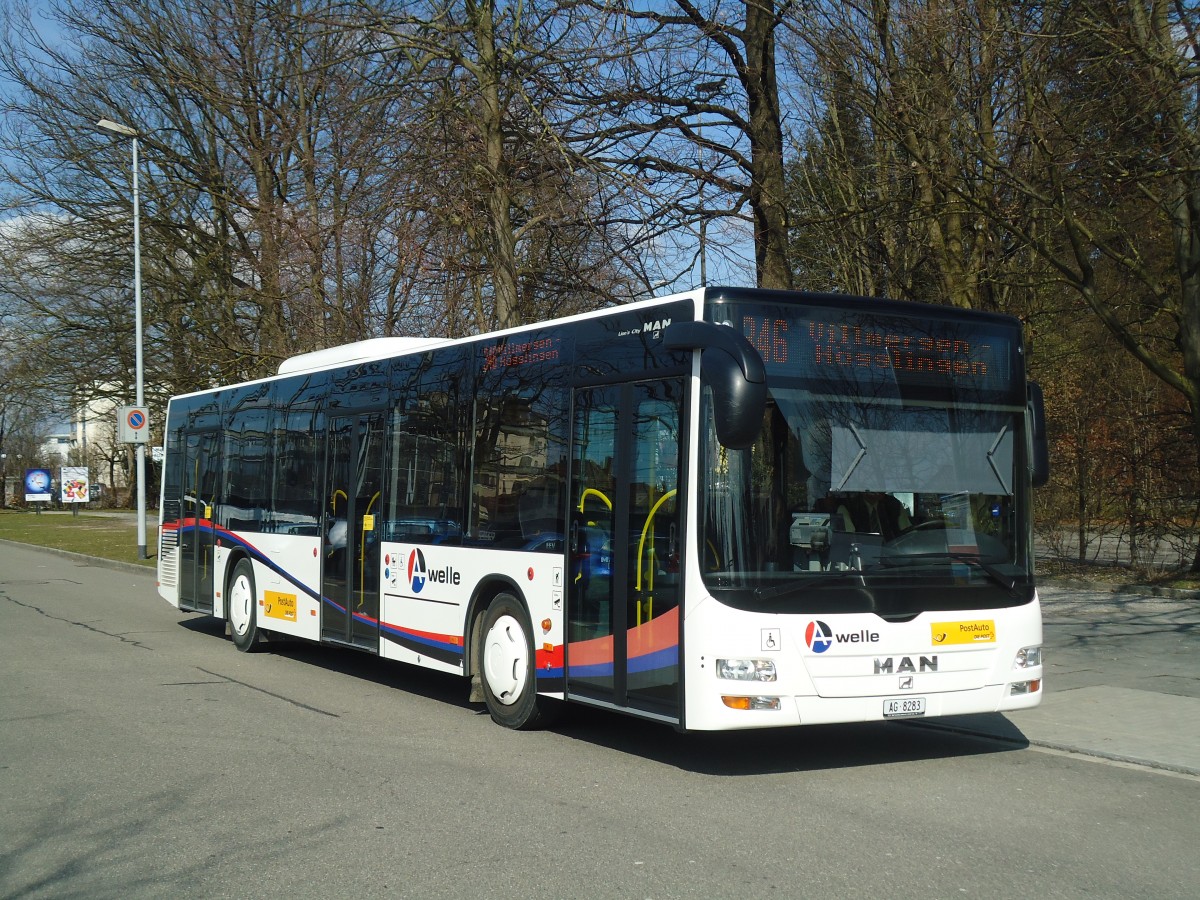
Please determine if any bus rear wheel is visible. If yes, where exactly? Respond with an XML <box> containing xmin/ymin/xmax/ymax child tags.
<box><xmin>228</xmin><ymin>559</ymin><xmax>262</xmax><ymax>652</ymax></box>
<box><xmin>479</xmin><ymin>592</ymin><xmax>550</xmax><ymax>729</ymax></box>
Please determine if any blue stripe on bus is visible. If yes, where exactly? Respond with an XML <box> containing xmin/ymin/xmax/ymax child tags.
<box><xmin>629</xmin><ymin>645</ymin><xmax>679</xmax><ymax>674</ymax></box>
<box><xmin>550</xmin><ymin>645</ymin><xmax>679</xmax><ymax>681</ymax></box>
<box><xmin>176</xmin><ymin>521</ymin><xmax>332</xmax><ymax>609</ymax></box>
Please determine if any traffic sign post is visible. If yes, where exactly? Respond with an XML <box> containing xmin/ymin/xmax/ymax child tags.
<box><xmin>117</xmin><ymin>406</ymin><xmax>151</xmax><ymax>558</ymax></box>
<box><xmin>118</xmin><ymin>406</ymin><xmax>150</xmax><ymax>444</ymax></box>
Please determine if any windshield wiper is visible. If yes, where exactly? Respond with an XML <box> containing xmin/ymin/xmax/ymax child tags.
<box><xmin>880</xmin><ymin>552</ymin><xmax>1018</xmax><ymax>591</ymax></box>
<box><xmin>752</xmin><ymin>570</ymin><xmax>869</xmax><ymax>603</ymax></box>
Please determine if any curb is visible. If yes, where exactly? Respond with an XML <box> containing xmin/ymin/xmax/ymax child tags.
<box><xmin>904</xmin><ymin>717</ymin><xmax>1200</xmax><ymax>778</ymax></box>
<box><xmin>0</xmin><ymin>538</ymin><xmax>156</xmax><ymax>578</ymax></box>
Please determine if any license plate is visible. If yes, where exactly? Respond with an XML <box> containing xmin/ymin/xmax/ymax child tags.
<box><xmin>883</xmin><ymin>697</ymin><xmax>926</xmax><ymax>718</ymax></box>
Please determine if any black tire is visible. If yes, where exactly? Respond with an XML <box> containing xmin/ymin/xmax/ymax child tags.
<box><xmin>228</xmin><ymin>558</ymin><xmax>262</xmax><ymax>652</ymax></box>
<box><xmin>478</xmin><ymin>592</ymin><xmax>552</xmax><ymax>730</ymax></box>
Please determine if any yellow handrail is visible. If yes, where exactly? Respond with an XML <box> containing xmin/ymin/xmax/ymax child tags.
<box><xmin>635</xmin><ymin>489</ymin><xmax>676</xmax><ymax>624</ymax></box>
<box><xmin>577</xmin><ymin>488</ymin><xmax>612</xmax><ymax>513</ymax></box>
<box><xmin>573</xmin><ymin>489</ymin><xmax>612</xmax><ymax>585</ymax></box>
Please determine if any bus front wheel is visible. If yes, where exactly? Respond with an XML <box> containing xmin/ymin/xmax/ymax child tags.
<box><xmin>228</xmin><ymin>559</ymin><xmax>262</xmax><ymax>652</ymax></box>
<box><xmin>480</xmin><ymin>592</ymin><xmax>548</xmax><ymax>729</ymax></box>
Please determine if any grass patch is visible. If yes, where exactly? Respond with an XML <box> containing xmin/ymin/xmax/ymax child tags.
<box><xmin>0</xmin><ymin>509</ymin><xmax>156</xmax><ymax>567</ymax></box>
<box><xmin>1037</xmin><ymin>555</ymin><xmax>1200</xmax><ymax>591</ymax></box>
<box><xmin>1147</xmin><ymin>573</ymin><xmax>1200</xmax><ymax>591</ymax></box>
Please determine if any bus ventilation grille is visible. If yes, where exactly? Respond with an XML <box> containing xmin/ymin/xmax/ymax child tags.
<box><xmin>159</xmin><ymin>526</ymin><xmax>178</xmax><ymax>587</ymax></box>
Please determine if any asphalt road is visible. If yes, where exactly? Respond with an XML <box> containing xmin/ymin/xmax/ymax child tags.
<box><xmin>2</xmin><ymin>541</ymin><xmax>1198</xmax><ymax>899</ymax></box>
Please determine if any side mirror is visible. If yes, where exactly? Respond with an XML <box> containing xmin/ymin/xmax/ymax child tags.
<box><xmin>1028</xmin><ymin>381</ymin><xmax>1049</xmax><ymax>488</ymax></box>
<box><xmin>665</xmin><ymin>320</ymin><xmax>767</xmax><ymax>449</ymax></box>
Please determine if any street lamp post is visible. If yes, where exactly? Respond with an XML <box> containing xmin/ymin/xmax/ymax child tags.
<box><xmin>97</xmin><ymin>117</ymin><xmax>148</xmax><ymax>559</ymax></box>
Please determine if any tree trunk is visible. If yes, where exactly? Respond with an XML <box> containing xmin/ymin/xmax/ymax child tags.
<box><xmin>743</xmin><ymin>0</ymin><xmax>792</xmax><ymax>291</ymax></box>
<box><xmin>470</xmin><ymin>0</ymin><xmax>520</xmax><ymax>329</ymax></box>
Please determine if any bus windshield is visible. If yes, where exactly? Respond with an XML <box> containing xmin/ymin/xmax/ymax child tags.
<box><xmin>700</xmin><ymin>294</ymin><xmax>1035</xmax><ymax>616</ymax></box>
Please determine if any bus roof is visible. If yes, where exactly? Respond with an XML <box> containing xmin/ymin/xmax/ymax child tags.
<box><xmin>277</xmin><ymin>337</ymin><xmax>452</xmax><ymax>375</ymax></box>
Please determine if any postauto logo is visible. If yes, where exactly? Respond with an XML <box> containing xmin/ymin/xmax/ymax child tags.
<box><xmin>804</xmin><ymin>620</ymin><xmax>880</xmax><ymax>653</ymax></box>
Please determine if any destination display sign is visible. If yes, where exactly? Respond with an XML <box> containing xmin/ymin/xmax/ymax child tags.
<box><xmin>480</xmin><ymin>335</ymin><xmax>561</xmax><ymax>374</ymax></box>
<box><xmin>720</xmin><ymin>302</ymin><xmax>1022</xmax><ymax>401</ymax></box>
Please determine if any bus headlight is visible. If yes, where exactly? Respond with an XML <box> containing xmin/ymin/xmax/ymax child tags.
<box><xmin>716</xmin><ymin>658</ymin><xmax>777</xmax><ymax>682</ymax></box>
<box><xmin>1014</xmin><ymin>646</ymin><xmax>1042</xmax><ymax>669</ymax></box>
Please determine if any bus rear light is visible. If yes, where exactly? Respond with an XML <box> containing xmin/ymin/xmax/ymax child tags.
<box><xmin>721</xmin><ymin>695</ymin><xmax>781</xmax><ymax>711</ymax></box>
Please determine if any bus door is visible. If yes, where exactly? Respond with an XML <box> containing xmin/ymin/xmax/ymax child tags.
<box><xmin>567</xmin><ymin>379</ymin><xmax>684</xmax><ymax>719</ymax></box>
<box><xmin>178</xmin><ymin>430</ymin><xmax>219</xmax><ymax>613</ymax></box>
<box><xmin>321</xmin><ymin>411</ymin><xmax>387</xmax><ymax>650</ymax></box>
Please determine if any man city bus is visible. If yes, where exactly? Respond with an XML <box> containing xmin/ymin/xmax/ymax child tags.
<box><xmin>158</xmin><ymin>287</ymin><xmax>1047</xmax><ymax>730</ymax></box>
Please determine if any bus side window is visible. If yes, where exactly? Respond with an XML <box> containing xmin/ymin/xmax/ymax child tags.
<box><xmin>387</xmin><ymin>351</ymin><xmax>468</xmax><ymax>545</ymax></box>
<box><xmin>472</xmin><ymin>333</ymin><xmax>569</xmax><ymax>548</ymax></box>
<box><xmin>271</xmin><ymin>372</ymin><xmax>327</xmax><ymax>536</ymax></box>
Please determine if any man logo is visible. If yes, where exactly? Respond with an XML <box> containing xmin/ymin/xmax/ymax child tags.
<box><xmin>805</xmin><ymin>620</ymin><xmax>834</xmax><ymax>653</ymax></box>
<box><xmin>408</xmin><ymin>548</ymin><xmax>427</xmax><ymax>593</ymax></box>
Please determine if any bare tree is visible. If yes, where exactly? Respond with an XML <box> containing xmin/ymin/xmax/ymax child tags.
<box><xmin>783</xmin><ymin>0</ymin><xmax>1035</xmax><ymax>310</ymax></box>
<box><xmin>973</xmin><ymin>0</ymin><xmax>1200</xmax><ymax>566</ymax></box>
<box><xmin>559</xmin><ymin>0</ymin><xmax>795</xmax><ymax>290</ymax></box>
<box><xmin>0</xmin><ymin>0</ymin><xmax>439</xmax><ymax>396</ymax></box>
<box><xmin>351</xmin><ymin>0</ymin><xmax>654</xmax><ymax>332</ymax></box>
<box><xmin>782</xmin><ymin>0</ymin><xmax>1200</xmax><ymax>569</ymax></box>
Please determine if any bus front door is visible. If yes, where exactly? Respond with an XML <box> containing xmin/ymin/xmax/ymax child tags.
<box><xmin>178</xmin><ymin>430</ymin><xmax>218</xmax><ymax>614</ymax></box>
<box><xmin>567</xmin><ymin>379</ymin><xmax>684</xmax><ymax>720</ymax></box>
<box><xmin>321</xmin><ymin>412</ymin><xmax>386</xmax><ymax>650</ymax></box>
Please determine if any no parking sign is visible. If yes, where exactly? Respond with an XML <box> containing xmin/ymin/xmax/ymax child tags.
<box><xmin>118</xmin><ymin>406</ymin><xmax>150</xmax><ymax>444</ymax></box>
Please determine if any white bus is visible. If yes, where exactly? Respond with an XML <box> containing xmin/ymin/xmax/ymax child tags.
<box><xmin>157</xmin><ymin>287</ymin><xmax>1048</xmax><ymax>730</ymax></box>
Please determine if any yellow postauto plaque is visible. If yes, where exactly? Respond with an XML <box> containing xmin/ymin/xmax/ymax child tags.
<box><xmin>931</xmin><ymin>620</ymin><xmax>996</xmax><ymax>645</ymax></box>
<box><xmin>263</xmin><ymin>590</ymin><xmax>298</xmax><ymax>622</ymax></box>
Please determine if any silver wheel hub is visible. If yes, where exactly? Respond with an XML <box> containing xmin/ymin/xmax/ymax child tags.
<box><xmin>482</xmin><ymin>614</ymin><xmax>529</xmax><ymax>706</ymax></box>
<box><xmin>229</xmin><ymin>573</ymin><xmax>253</xmax><ymax>636</ymax></box>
